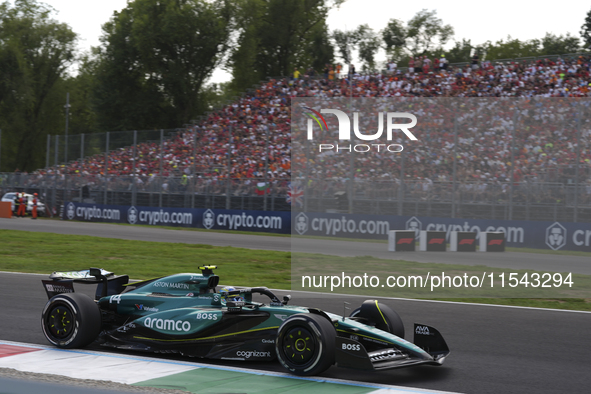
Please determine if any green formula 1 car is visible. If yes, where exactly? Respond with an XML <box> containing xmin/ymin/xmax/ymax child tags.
<box><xmin>41</xmin><ymin>266</ymin><xmax>449</xmax><ymax>376</ymax></box>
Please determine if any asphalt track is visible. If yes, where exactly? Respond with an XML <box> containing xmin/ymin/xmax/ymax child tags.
<box><xmin>0</xmin><ymin>218</ymin><xmax>590</xmax><ymax>393</ymax></box>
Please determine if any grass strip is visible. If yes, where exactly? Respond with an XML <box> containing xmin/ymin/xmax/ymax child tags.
<box><xmin>1</xmin><ymin>229</ymin><xmax>589</xmax><ymax>311</ymax></box>
<box><xmin>292</xmin><ymin>253</ymin><xmax>591</xmax><ymax>300</ymax></box>
<box><xmin>0</xmin><ymin>230</ymin><xmax>290</xmax><ymax>289</ymax></box>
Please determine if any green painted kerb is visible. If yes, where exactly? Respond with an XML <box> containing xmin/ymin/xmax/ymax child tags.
<box><xmin>133</xmin><ymin>368</ymin><xmax>376</xmax><ymax>394</ymax></box>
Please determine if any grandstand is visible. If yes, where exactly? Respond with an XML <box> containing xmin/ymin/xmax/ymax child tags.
<box><xmin>2</xmin><ymin>54</ymin><xmax>591</xmax><ymax>222</ymax></box>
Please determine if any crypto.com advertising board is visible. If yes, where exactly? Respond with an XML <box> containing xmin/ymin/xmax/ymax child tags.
<box><xmin>291</xmin><ymin>97</ymin><xmax>591</xmax><ymax>299</ymax></box>
<box><xmin>63</xmin><ymin>202</ymin><xmax>289</xmax><ymax>233</ymax></box>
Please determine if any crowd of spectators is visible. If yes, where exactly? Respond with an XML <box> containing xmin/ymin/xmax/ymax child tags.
<box><xmin>29</xmin><ymin>54</ymin><xmax>591</xmax><ymax>203</ymax></box>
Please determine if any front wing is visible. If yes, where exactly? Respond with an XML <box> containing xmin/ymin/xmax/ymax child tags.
<box><xmin>335</xmin><ymin>324</ymin><xmax>449</xmax><ymax>371</ymax></box>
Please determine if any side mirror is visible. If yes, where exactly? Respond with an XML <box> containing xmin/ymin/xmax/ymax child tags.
<box><xmin>90</xmin><ymin>267</ymin><xmax>108</xmax><ymax>299</ymax></box>
<box><xmin>89</xmin><ymin>268</ymin><xmax>102</xmax><ymax>278</ymax></box>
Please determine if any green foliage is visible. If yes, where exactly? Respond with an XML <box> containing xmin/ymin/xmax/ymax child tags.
<box><xmin>581</xmin><ymin>7</ymin><xmax>591</xmax><ymax>48</ymax></box>
<box><xmin>0</xmin><ymin>0</ymin><xmax>77</xmax><ymax>171</ymax></box>
<box><xmin>540</xmin><ymin>33</ymin><xmax>581</xmax><ymax>55</ymax></box>
<box><xmin>61</xmin><ymin>55</ymin><xmax>100</xmax><ymax>136</ymax></box>
<box><xmin>194</xmin><ymin>82</ymin><xmax>236</xmax><ymax>117</ymax></box>
<box><xmin>442</xmin><ymin>39</ymin><xmax>474</xmax><ymax>64</ymax></box>
<box><xmin>480</xmin><ymin>33</ymin><xmax>582</xmax><ymax>61</ymax></box>
<box><xmin>382</xmin><ymin>9</ymin><xmax>453</xmax><ymax>62</ymax></box>
<box><xmin>227</xmin><ymin>0</ymin><xmax>339</xmax><ymax>95</ymax></box>
<box><xmin>308</xmin><ymin>20</ymin><xmax>335</xmax><ymax>72</ymax></box>
<box><xmin>92</xmin><ymin>0</ymin><xmax>232</xmax><ymax>131</ymax></box>
<box><xmin>394</xmin><ymin>26</ymin><xmax>583</xmax><ymax>66</ymax></box>
<box><xmin>356</xmin><ymin>24</ymin><xmax>380</xmax><ymax>71</ymax></box>
<box><xmin>381</xmin><ymin>18</ymin><xmax>406</xmax><ymax>62</ymax></box>
<box><xmin>333</xmin><ymin>24</ymin><xmax>380</xmax><ymax>71</ymax></box>
<box><xmin>481</xmin><ymin>36</ymin><xmax>540</xmax><ymax>60</ymax></box>
<box><xmin>405</xmin><ymin>9</ymin><xmax>453</xmax><ymax>55</ymax></box>
<box><xmin>332</xmin><ymin>28</ymin><xmax>355</xmax><ymax>65</ymax></box>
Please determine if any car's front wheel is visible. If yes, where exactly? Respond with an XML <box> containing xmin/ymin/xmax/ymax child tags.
<box><xmin>350</xmin><ymin>300</ymin><xmax>405</xmax><ymax>339</ymax></box>
<box><xmin>41</xmin><ymin>293</ymin><xmax>101</xmax><ymax>348</ymax></box>
<box><xmin>275</xmin><ymin>313</ymin><xmax>335</xmax><ymax>376</ymax></box>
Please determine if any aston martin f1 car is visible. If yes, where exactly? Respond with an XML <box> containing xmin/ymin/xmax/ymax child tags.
<box><xmin>41</xmin><ymin>266</ymin><xmax>449</xmax><ymax>376</ymax></box>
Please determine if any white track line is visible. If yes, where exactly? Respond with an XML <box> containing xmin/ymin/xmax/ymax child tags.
<box><xmin>275</xmin><ymin>288</ymin><xmax>591</xmax><ymax>314</ymax></box>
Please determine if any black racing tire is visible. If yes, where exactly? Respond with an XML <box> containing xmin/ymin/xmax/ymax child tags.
<box><xmin>350</xmin><ymin>300</ymin><xmax>405</xmax><ymax>339</ymax></box>
<box><xmin>41</xmin><ymin>293</ymin><xmax>102</xmax><ymax>349</ymax></box>
<box><xmin>275</xmin><ymin>313</ymin><xmax>336</xmax><ymax>376</ymax></box>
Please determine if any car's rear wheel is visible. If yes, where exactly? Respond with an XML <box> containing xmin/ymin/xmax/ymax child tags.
<box><xmin>41</xmin><ymin>293</ymin><xmax>101</xmax><ymax>348</ymax></box>
<box><xmin>275</xmin><ymin>314</ymin><xmax>335</xmax><ymax>376</ymax></box>
<box><xmin>350</xmin><ymin>300</ymin><xmax>405</xmax><ymax>339</ymax></box>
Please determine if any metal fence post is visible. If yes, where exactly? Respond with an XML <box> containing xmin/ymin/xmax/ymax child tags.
<box><xmin>132</xmin><ymin>130</ymin><xmax>137</xmax><ymax>206</ymax></box>
<box><xmin>64</xmin><ymin>92</ymin><xmax>70</xmax><ymax>164</ymax></box>
<box><xmin>452</xmin><ymin>117</ymin><xmax>458</xmax><ymax>218</ymax></box>
<box><xmin>79</xmin><ymin>133</ymin><xmax>84</xmax><ymax>202</ymax></box>
<box><xmin>45</xmin><ymin>134</ymin><xmax>50</xmax><ymax>203</ymax></box>
<box><xmin>574</xmin><ymin>105</ymin><xmax>581</xmax><ymax>222</ymax></box>
<box><xmin>226</xmin><ymin>125</ymin><xmax>231</xmax><ymax>210</ymax></box>
<box><xmin>104</xmin><ymin>132</ymin><xmax>109</xmax><ymax>204</ymax></box>
<box><xmin>46</xmin><ymin>134</ymin><xmax>50</xmax><ymax>169</ymax></box>
<box><xmin>159</xmin><ymin>129</ymin><xmax>163</xmax><ymax>208</ymax></box>
<box><xmin>53</xmin><ymin>135</ymin><xmax>58</xmax><ymax>213</ymax></box>
<box><xmin>509</xmin><ymin>110</ymin><xmax>517</xmax><ymax>220</ymax></box>
<box><xmin>80</xmin><ymin>133</ymin><xmax>84</xmax><ymax>164</ymax></box>
<box><xmin>264</xmin><ymin>126</ymin><xmax>269</xmax><ymax>211</ymax></box>
<box><xmin>192</xmin><ymin>131</ymin><xmax>196</xmax><ymax>209</ymax></box>
<box><xmin>398</xmin><ymin>150</ymin><xmax>405</xmax><ymax>215</ymax></box>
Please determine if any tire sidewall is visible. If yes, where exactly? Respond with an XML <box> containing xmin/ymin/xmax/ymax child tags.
<box><xmin>275</xmin><ymin>314</ymin><xmax>335</xmax><ymax>375</ymax></box>
<box><xmin>41</xmin><ymin>293</ymin><xmax>101</xmax><ymax>348</ymax></box>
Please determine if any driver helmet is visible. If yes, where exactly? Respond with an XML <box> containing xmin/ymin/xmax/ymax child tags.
<box><xmin>220</xmin><ymin>286</ymin><xmax>244</xmax><ymax>302</ymax></box>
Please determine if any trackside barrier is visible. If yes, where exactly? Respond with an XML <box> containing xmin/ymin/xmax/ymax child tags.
<box><xmin>0</xmin><ymin>202</ymin><xmax>12</xmax><ymax>218</ymax></box>
<box><xmin>295</xmin><ymin>212</ymin><xmax>591</xmax><ymax>252</ymax></box>
<box><xmin>63</xmin><ymin>202</ymin><xmax>291</xmax><ymax>234</ymax></box>
<box><xmin>388</xmin><ymin>230</ymin><xmax>416</xmax><ymax>251</ymax></box>
<box><xmin>449</xmin><ymin>231</ymin><xmax>477</xmax><ymax>252</ymax></box>
<box><xmin>419</xmin><ymin>231</ymin><xmax>446</xmax><ymax>251</ymax></box>
<box><xmin>60</xmin><ymin>205</ymin><xmax>591</xmax><ymax>252</ymax></box>
<box><xmin>480</xmin><ymin>232</ymin><xmax>506</xmax><ymax>252</ymax></box>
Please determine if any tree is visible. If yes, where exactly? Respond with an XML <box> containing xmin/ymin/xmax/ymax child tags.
<box><xmin>308</xmin><ymin>20</ymin><xmax>335</xmax><ymax>72</ymax></box>
<box><xmin>0</xmin><ymin>0</ymin><xmax>77</xmax><ymax>171</ymax></box>
<box><xmin>381</xmin><ymin>18</ymin><xmax>406</xmax><ymax>62</ymax></box>
<box><xmin>93</xmin><ymin>0</ymin><xmax>232</xmax><ymax>131</ymax></box>
<box><xmin>332</xmin><ymin>24</ymin><xmax>380</xmax><ymax>71</ymax></box>
<box><xmin>382</xmin><ymin>9</ymin><xmax>453</xmax><ymax>61</ymax></box>
<box><xmin>581</xmin><ymin>7</ymin><xmax>591</xmax><ymax>49</ymax></box>
<box><xmin>355</xmin><ymin>24</ymin><xmax>380</xmax><ymax>71</ymax></box>
<box><xmin>61</xmin><ymin>55</ymin><xmax>100</xmax><ymax>136</ymax></box>
<box><xmin>480</xmin><ymin>36</ymin><xmax>541</xmax><ymax>60</ymax></box>
<box><xmin>479</xmin><ymin>33</ymin><xmax>581</xmax><ymax>61</ymax></box>
<box><xmin>227</xmin><ymin>0</ymin><xmax>341</xmax><ymax>94</ymax></box>
<box><xmin>332</xmin><ymin>28</ymin><xmax>356</xmax><ymax>65</ymax></box>
<box><xmin>442</xmin><ymin>39</ymin><xmax>473</xmax><ymax>64</ymax></box>
<box><xmin>540</xmin><ymin>33</ymin><xmax>581</xmax><ymax>55</ymax></box>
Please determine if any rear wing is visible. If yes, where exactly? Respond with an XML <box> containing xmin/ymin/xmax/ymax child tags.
<box><xmin>42</xmin><ymin>267</ymin><xmax>129</xmax><ymax>300</ymax></box>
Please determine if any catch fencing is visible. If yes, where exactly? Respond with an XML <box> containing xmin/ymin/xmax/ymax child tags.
<box><xmin>2</xmin><ymin>172</ymin><xmax>591</xmax><ymax>223</ymax></box>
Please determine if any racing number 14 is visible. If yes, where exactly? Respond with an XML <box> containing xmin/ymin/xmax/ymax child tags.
<box><xmin>110</xmin><ymin>295</ymin><xmax>122</xmax><ymax>304</ymax></box>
